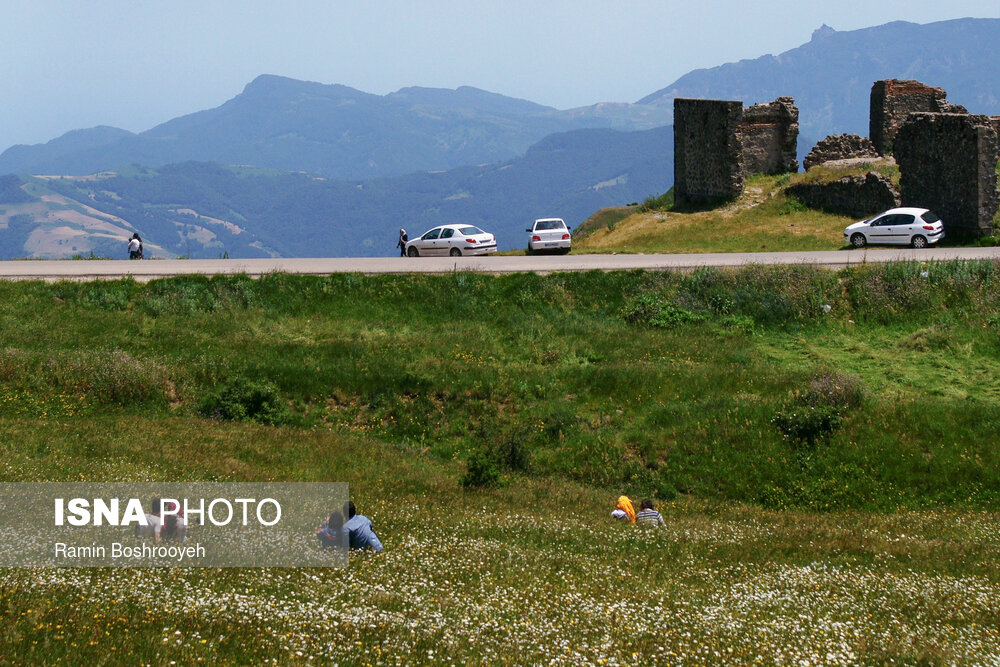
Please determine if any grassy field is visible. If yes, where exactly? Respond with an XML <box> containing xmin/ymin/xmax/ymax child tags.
<box><xmin>2</xmin><ymin>266</ymin><xmax>1000</xmax><ymax>664</ymax></box>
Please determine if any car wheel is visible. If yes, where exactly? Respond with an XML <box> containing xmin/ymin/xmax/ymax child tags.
<box><xmin>449</xmin><ymin>247</ymin><xmax>462</xmax><ymax>257</ymax></box>
<box><xmin>407</xmin><ymin>246</ymin><xmax>419</xmax><ymax>257</ymax></box>
<box><xmin>911</xmin><ymin>235</ymin><xmax>927</xmax><ymax>249</ymax></box>
<box><xmin>558</xmin><ymin>248</ymin><xmax>571</xmax><ymax>255</ymax></box>
<box><xmin>850</xmin><ymin>233</ymin><xmax>867</xmax><ymax>248</ymax></box>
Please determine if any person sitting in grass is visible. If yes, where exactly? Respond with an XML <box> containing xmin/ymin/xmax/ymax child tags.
<box><xmin>344</xmin><ymin>501</ymin><xmax>383</xmax><ymax>552</ymax></box>
<box><xmin>635</xmin><ymin>498</ymin><xmax>666</xmax><ymax>528</ymax></box>
<box><xmin>316</xmin><ymin>511</ymin><xmax>346</xmax><ymax>549</ymax></box>
<box><xmin>611</xmin><ymin>495</ymin><xmax>636</xmax><ymax>524</ymax></box>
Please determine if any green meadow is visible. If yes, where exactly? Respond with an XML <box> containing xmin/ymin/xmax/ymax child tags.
<box><xmin>2</xmin><ymin>264</ymin><xmax>1000</xmax><ymax>664</ymax></box>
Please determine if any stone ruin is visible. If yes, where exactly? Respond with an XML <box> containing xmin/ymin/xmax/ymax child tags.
<box><xmin>740</xmin><ymin>97</ymin><xmax>799</xmax><ymax>176</ymax></box>
<box><xmin>870</xmin><ymin>79</ymin><xmax>967</xmax><ymax>155</ymax></box>
<box><xmin>895</xmin><ymin>113</ymin><xmax>999</xmax><ymax>238</ymax></box>
<box><xmin>673</xmin><ymin>97</ymin><xmax>798</xmax><ymax>207</ymax></box>
<box><xmin>673</xmin><ymin>80</ymin><xmax>998</xmax><ymax>236</ymax></box>
<box><xmin>802</xmin><ymin>134</ymin><xmax>880</xmax><ymax>171</ymax></box>
<box><xmin>786</xmin><ymin>173</ymin><xmax>899</xmax><ymax>219</ymax></box>
<box><xmin>794</xmin><ymin>79</ymin><xmax>999</xmax><ymax>236</ymax></box>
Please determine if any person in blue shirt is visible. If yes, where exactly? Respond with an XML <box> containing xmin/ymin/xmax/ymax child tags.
<box><xmin>343</xmin><ymin>501</ymin><xmax>383</xmax><ymax>552</ymax></box>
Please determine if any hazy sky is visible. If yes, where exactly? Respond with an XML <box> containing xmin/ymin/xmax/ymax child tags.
<box><xmin>2</xmin><ymin>1</ymin><xmax>998</xmax><ymax>151</ymax></box>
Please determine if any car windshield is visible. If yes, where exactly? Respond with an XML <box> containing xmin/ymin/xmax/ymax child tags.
<box><xmin>535</xmin><ymin>220</ymin><xmax>565</xmax><ymax>231</ymax></box>
<box><xmin>458</xmin><ymin>226</ymin><xmax>484</xmax><ymax>235</ymax></box>
<box><xmin>921</xmin><ymin>211</ymin><xmax>940</xmax><ymax>223</ymax></box>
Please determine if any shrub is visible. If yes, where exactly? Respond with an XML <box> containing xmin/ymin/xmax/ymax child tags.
<box><xmin>198</xmin><ymin>376</ymin><xmax>290</xmax><ymax>425</ymax></box>
<box><xmin>771</xmin><ymin>406</ymin><xmax>842</xmax><ymax>452</ymax></box>
<box><xmin>621</xmin><ymin>293</ymin><xmax>700</xmax><ymax>329</ymax></box>
<box><xmin>638</xmin><ymin>189</ymin><xmax>674</xmax><ymax>212</ymax></box>
<box><xmin>460</xmin><ymin>449</ymin><xmax>502</xmax><ymax>488</ymax></box>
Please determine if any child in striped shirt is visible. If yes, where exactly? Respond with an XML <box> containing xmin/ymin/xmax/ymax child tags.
<box><xmin>635</xmin><ymin>498</ymin><xmax>666</xmax><ymax>527</ymax></box>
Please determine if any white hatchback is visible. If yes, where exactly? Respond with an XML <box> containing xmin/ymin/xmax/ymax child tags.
<box><xmin>844</xmin><ymin>207</ymin><xmax>945</xmax><ymax>249</ymax></box>
<box><xmin>405</xmin><ymin>224</ymin><xmax>497</xmax><ymax>257</ymax></box>
<box><xmin>526</xmin><ymin>218</ymin><xmax>571</xmax><ymax>254</ymax></box>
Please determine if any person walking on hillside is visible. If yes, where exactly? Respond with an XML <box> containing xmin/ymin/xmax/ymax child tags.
<box><xmin>127</xmin><ymin>233</ymin><xmax>143</xmax><ymax>260</ymax></box>
<box><xmin>635</xmin><ymin>498</ymin><xmax>666</xmax><ymax>528</ymax></box>
<box><xmin>397</xmin><ymin>228</ymin><xmax>408</xmax><ymax>257</ymax></box>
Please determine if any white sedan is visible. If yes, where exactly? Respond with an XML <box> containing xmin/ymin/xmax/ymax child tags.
<box><xmin>405</xmin><ymin>224</ymin><xmax>497</xmax><ymax>257</ymax></box>
<box><xmin>844</xmin><ymin>207</ymin><xmax>945</xmax><ymax>249</ymax></box>
<box><xmin>526</xmin><ymin>218</ymin><xmax>571</xmax><ymax>254</ymax></box>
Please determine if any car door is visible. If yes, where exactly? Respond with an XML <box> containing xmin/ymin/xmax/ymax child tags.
<box><xmin>417</xmin><ymin>228</ymin><xmax>441</xmax><ymax>254</ymax></box>
<box><xmin>438</xmin><ymin>227</ymin><xmax>457</xmax><ymax>254</ymax></box>
<box><xmin>893</xmin><ymin>214</ymin><xmax>916</xmax><ymax>244</ymax></box>
<box><xmin>867</xmin><ymin>214</ymin><xmax>895</xmax><ymax>244</ymax></box>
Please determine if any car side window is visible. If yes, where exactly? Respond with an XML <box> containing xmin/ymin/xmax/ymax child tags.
<box><xmin>896</xmin><ymin>215</ymin><xmax>915</xmax><ymax>226</ymax></box>
<box><xmin>423</xmin><ymin>229</ymin><xmax>441</xmax><ymax>240</ymax></box>
<box><xmin>874</xmin><ymin>215</ymin><xmax>894</xmax><ymax>227</ymax></box>
<box><xmin>440</xmin><ymin>228</ymin><xmax>455</xmax><ymax>239</ymax></box>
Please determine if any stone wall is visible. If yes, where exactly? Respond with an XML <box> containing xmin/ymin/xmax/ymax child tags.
<box><xmin>803</xmin><ymin>134</ymin><xmax>880</xmax><ymax>171</ymax></box>
<box><xmin>870</xmin><ymin>79</ymin><xmax>951</xmax><ymax>155</ymax></box>
<box><xmin>673</xmin><ymin>99</ymin><xmax>744</xmax><ymax>206</ymax></box>
<box><xmin>894</xmin><ymin>112</ymin><xmax>999</xmax><ymax>238</ymax></box>
<box><xmin>673</xmin><ymin>97</ymin><xmax>799</xmax><ymax>206</ymax></box>
<box><xmin>786</xmin><ymin>173</ymin><xmax>899</xmax><ymax>219</ymax></box>
<box><xmin>738</xmin><ymin>97</ymin><xmax>799</xmax><ymax>175</ymax></box>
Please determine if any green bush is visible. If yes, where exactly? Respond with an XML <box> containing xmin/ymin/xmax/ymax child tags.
<box><xmin>637</xmin><ymin>188</ymin><xmax>674</xmax><ymax>212</ymax></box>
<box><xmin>198</xmin><ymin>376</ymin><xmax>291</xmax><ymax>425</ymax></box>
<box><xmin>771</xmin><ymin>406</ymin><xmax>843</xmax><ymax>452</ymax></box>
<box><xmin>461</xmin><ymin>449</ymin><xmax>502</xmax><ymax>488</ymax></box>
<box><xmin>621</xmin><ymin>293</ymin><xmax>700</xmax><ymax>328</ymax></box>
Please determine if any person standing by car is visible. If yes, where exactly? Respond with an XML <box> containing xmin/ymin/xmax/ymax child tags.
<box><xmin>397</xmin><ymin>228</ymin><xmax>408</xmax><ymax>257</ymax></box>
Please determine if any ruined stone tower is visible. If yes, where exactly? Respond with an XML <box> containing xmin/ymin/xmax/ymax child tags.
<box><xmin>673</xmin><ymin>97</ymin><xmax>798</xmax><ymax>207</ymax></box>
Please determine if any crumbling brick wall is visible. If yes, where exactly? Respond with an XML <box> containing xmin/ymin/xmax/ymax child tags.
<box><xmin>870</xmin><ymin>79</ymin><xmax>958</xmax><ymax>155</ymax></box>
<box><xmin>673</xmin><ymin>99</ymin><xmax>744</xmax><ymax>206</ymax></box>
<box><xmin>894</xmin><ymin>112</ymin><xmax>999</xmax><ymax>238</ymax></box>
<box><xmin>738</xmin><ymin>97</ymin><xmax>799</xmax><ymax>175</ymax></box>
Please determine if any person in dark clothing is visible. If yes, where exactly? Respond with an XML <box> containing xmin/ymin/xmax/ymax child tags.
<box><xmin>397</xmin><ymin>228</ymin><xmax>408</xmax><ymax>257</ymax></box>
<box><xmin>316</xmin><ymin>511</ymin><xmax>345</xmax><ymax>549</ymax></box>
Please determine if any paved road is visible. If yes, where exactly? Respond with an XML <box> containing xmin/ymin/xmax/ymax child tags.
<box><xmin>0</xmin><ymin>247</ymin><xmax>998</xmax><ymax>281</ymax></box>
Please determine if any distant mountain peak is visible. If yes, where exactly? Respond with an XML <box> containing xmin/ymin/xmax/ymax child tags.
<box><xmin>811</xmin><ymin>24</ymin><xmax>836</xmax><ymax>40</ymax></box>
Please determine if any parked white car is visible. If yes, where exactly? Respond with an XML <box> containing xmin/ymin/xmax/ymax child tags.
<box><xmin>844</xmin><ymin>207</ymin><xmax>945</xmax><ymax>249</ymax></box>
<box><xmin>526</xmin><ymin>218</ymin><xmax>571</xmax><ymax>254</ymax></box>
<box><xmin>405</xmin><ymin>224</ymin><xmax>497</xmax><ymax>257</ymax></box>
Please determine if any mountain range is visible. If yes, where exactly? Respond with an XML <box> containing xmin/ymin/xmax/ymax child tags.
<box><xmin>640</xmin><ymin>17</ymin><xmax>1000</xmax><ymax>140</ymax></box>
<box><xmin>0</xmin><ymin>17</ymin><xmax>998</xmax><ymax>259</ymax></box>
<box><xmin>0</xmin><ymin>76</ymin><xmax>671</xmax><ymax>181</ymax></box>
